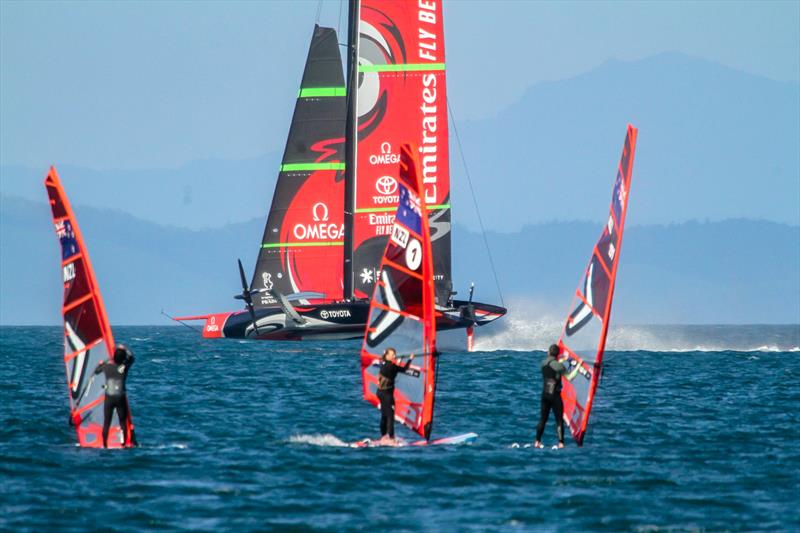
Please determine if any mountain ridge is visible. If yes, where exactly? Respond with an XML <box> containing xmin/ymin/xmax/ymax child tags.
<box><xmin>2</xmin><ymin>194</ymin><xmax>797</xmax><ymax>326</ymax></box>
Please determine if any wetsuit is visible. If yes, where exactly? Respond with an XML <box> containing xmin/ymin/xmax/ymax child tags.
<box><xmin>535</xmin><ymin>355</ymin><xmax>567</xmax><ymax>444</ymax></box>
<box><xmin>94</xmin><ymin>354</ymin><xmax>134</xmax><ymax>448</ymax></box>
<box><xmin>376</xmin><ymin>358</ymin><xmax>413</xmax><ymax>438</ymax></box>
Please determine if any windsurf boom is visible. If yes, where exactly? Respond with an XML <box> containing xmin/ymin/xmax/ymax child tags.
<box><xmin>45</xmin><ymin>167</ymin><xmax>135</xmax><ymax>448</ymax></box>
<box><xmin>361</xmin><ymin>144</ymin><xmax>437</xmax><ymax>440</ymax></box>
<box><xmin>558</xmin><ymin>125</ymin><xmax>638</xmax><ymax>445</ymax></box>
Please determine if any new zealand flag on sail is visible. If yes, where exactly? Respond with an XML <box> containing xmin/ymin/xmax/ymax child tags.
<box><xmin>396</xmin><ymin>184</ymin><xmax>422</xmax><ymax>235</ymax></box>
<box><xmin>57</xmin><ymin>219</ymin><xmax>79</xmax><ymax>260</ymax></box>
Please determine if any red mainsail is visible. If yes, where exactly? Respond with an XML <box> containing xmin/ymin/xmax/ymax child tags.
<box><xmin>352</xmin><ymin>0</ymin><xmax>452</xmax><ymax>303</ymax></box>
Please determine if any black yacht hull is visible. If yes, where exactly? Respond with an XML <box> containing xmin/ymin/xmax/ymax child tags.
<box><xmin>179</xmin><ymin>299</ymin><xmax>505</xmax><ymax>342</ymax></box>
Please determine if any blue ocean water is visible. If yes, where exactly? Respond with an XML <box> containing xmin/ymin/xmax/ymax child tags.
<box><xmin>1</xmin><ymin>325</ymin><xmax>798</xmax><ymax>531</ymax></box>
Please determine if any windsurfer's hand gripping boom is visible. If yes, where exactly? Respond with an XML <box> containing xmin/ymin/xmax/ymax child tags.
<box><xmin>558</xmin><ymin>352</ymin><xmax>582</xmax><ymax>382</ymax></box>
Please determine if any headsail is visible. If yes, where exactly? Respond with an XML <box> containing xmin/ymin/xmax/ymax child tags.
<box><xmin>351</xmin><ymin>1</ymin><xmax>452</xmax><ymax>305</ymax></box>
<box><xmin>45</xmin><ymin>167</ymin><xmax>134</xmax><ymax>448</ymax></box>
<box><xmin>361</xmin><ymin>144</ymin><xmax>437</xmax><ymax>439</ymax></box>
<box><xmin>558</xmin><ymin>125</ymin><xmax>638</xmax><ymax>445</ymax></box>
<box><xmin>251</xmin><ymin>25</ymin><xmax>347</xmax><ymax>306</ymax></box>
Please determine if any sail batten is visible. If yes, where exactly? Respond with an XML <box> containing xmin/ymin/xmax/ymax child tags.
<box><xmin>558</xmin><ymin>125</ymin><xmax>638</xmax><ymax>445</ymax></box>
<box><xmin>361</xmin><ymin>144</ymin><xmax>437</xmax><ymax>440</ymax></box>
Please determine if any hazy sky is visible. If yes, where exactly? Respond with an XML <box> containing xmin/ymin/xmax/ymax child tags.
<box><xmin>1</xmin><ymin>0</ymin><xmax>798</xmax><ymax>170</ymax></box>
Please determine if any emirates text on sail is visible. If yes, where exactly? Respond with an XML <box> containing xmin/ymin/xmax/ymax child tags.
<box><xmin>418</xmin><ymin>0</ymin><xmax>439</xmax><ymax>205</ymax></box>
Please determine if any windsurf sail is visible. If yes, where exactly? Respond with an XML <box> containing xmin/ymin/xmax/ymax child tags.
<box><xmin>349</xmin><ymin>0</ymin><xmax>453</xmax><ymax>305</ymax></box>
<box><xmin>250</xmin><ymin>25</ymin><xmax>347</xmax><ymax>306</ymax></box>
<box><xmin>558</xmin><ymin>125</ymin><xmax>638</xmax><ymax>445</ymax></box>
<box><xmin>45</xmin><ymin>167</ymin><xmax>134</xmax><ymax>448</ymax></box>
<box><xmin>361</xmin><ymin>144</ymin><xmax>437</xmax><ymax>439</ymax></box>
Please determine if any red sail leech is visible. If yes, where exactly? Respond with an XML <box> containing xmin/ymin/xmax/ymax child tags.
<box><xmin>45</xmin><ymin>167</ymin><xmax>134</xmax><ymax>448</ymax></box>
<box><xmin>558</xmin><ymin>125</ymin><xmax>638</xmax><ymax>445</ymax></box>
<box><xmin>361</xmin><ymin>144</ymin><xmax>437</xmax><ymax>439</ymax></box>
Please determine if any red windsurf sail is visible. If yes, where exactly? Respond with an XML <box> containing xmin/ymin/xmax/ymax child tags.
<box><xmin>558</xmin><ymin>125</ymin><xmax>638</xmax><ymax>445</ymax></box>
<box><xmin>352</xmin><ymin>0</ymin><xmax>452</xmax><ymax>304</ymax></box>
<box><xmin>45</xmin><ymin>167</ymin><xmax>134</xmax><ymax>448</ymax></box>
<box><xmin>361</xmin><ymin>144</ymin><xmax>437</xmax><ymax>439</ymax></box>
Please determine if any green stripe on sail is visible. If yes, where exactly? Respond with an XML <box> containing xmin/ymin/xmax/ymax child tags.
<box><xmin>359</xmin><ymin>63</ymin><xmax>445</xmax><ymax>73</ymax></box>
<box><xmin>280</xmin><ymin>162</ymin><xmax>345</xmax><ymax>172</ymax></box>
<box><xmin>355</xmin><ymin>203</ymin><xmax>451</xmax><ymax>214</ymax></box>
<box><xmin>298</xmin><ymin>87</ymin><xmax>346</xmax><ymax>98</ymax></box>
<box><xmin>262</xmin><ymin>241</ymin><xmax>344</xmax><ymax>249</ymax></box>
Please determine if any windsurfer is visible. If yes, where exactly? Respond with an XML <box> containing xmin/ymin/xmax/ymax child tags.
<box><xmin>534</xmin><ymin>344</ymin><xmax>578</xmax><ymax>449</ymax></box>
<box><xmin>377</xmin><ymin>347</ymin><xmax>415</xmax><ymax>444</ymax></box>
<box><xmin>93</xmin><ymin>344</ymin><xmax>136</xmax><ymax>448</ymax></box>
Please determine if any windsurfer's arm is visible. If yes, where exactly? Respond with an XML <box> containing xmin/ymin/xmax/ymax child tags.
<box><xmin>126</xmin><ymin>353</ymin><xmax>135</xmax><ymax>368</ymax></box>
<box><xmin>565</xmin><ymin>366</ymin><xmax>581</xmax><ymax>381</ymax></box>
<box><xmin>401</xmin><ymin>353</ymin><xmax>415</xmax><ymax>370</ymax></box>
<box><xmin>93</xmin><ymin>361</ymin><xmax>106</xmax><ymax>375</ymax></box>
<box><xmin>552</xmin><ymin>359</ymin><xmax>580</xmax><ymax>382</ymax></box>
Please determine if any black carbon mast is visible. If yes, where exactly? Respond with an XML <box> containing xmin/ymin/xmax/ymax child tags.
<box><xmin>342</xmin><ymin>0</ymin><xmax>359</xmax><ymax>300</ymax></box>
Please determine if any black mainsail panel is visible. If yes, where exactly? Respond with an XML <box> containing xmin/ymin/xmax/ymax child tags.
<box><xmin>251</xmin><ymin>25</ymin><xmax>347</xmax><ymax>307</ymax></box>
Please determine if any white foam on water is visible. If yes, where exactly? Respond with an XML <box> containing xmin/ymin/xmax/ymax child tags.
<box><xmin>470</xmin><ymin>299</ymin><xmax>799</xmax><ymax>353</ymax></box>
<box><xmin>471</xmin><ymin>298</ymin><xmax>564</xmax><ymax>352</ymax></box>
<box><xmin>148</xmin><ymin>443</ymin><xmax>189</xmax><ymax>450</ymax></box>
<box><xmin>288</xmin><ymin>433</ymin><xmax>349</xmax><ymax>447</ymax></box>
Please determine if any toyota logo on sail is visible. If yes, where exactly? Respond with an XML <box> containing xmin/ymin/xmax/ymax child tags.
<box><xmin>375</xmin><ymin>176</ymin><xmax>398</xmax><ymax>196</ymax></box>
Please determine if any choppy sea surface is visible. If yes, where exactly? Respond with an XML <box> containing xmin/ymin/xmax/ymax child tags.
<box><xmin>1</xmin><ymin>324</ymin><xmax>798</xmax><ymax>532</ymax></box>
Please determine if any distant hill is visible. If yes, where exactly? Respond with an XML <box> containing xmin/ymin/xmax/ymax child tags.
<box><xmin>1</xmin><ymin>52</ymin><xmax>797</xmax><ymax>231</ymax></box>
<box><xmin>2</xmin><ymin>195</ymin><xmax>797</xmax><ymax>325</ymax></box>
<box><xmin>0</xmin><ymin>154</ymin><xmax>281</xmax><ymax>230</ymax></box>
<box><xmin>453</xmin><ymin>51</ymin><xmax>799</xmax><ymax>230</ymax></box>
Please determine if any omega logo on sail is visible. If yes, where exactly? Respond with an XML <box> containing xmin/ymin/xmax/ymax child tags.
<box><xmin>312</xmin><ymin>202</ymin><xmax>329</xmax><ymax>222</ymax></box>
<box><xmin>293</xmin><ymin>202</ymin><xmax>343</xmax><ymax>240</ymax></box>
<box><xmin>369</xmin><ymin>142</ymin><xmax>400</xmax><ymax>165</ymax></box>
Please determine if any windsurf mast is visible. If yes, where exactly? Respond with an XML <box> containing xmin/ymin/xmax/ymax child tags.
<box><xmin>342</xmin><ymin>0</ymin><xmax>360</xmax><ymax>300</ymax></box>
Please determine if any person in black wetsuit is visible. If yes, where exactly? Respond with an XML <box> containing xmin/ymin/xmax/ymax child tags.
<box><xmin>376</xmin><ymin>347</ymin><xmax>414</xmax><ymax>443</ymax></box>
<box><xmin>94</xmin><ymin>344</ymin><xmax>136</xmax><ymax>448</ymax></box>
<box><xmin>534</xmin><ymin>344</ymin><xmax>574</xmax><ymax>449</ymax></box>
